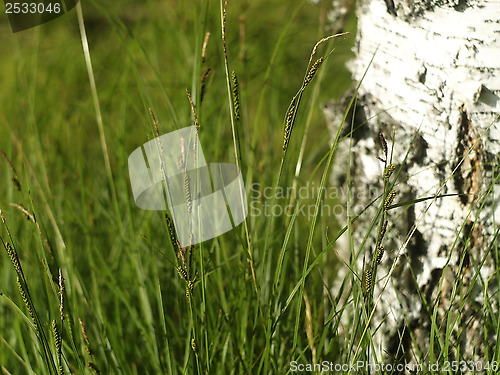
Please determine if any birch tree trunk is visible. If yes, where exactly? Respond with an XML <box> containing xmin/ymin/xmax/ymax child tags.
<box><xmin>327</xmin><ymin>0</ymin><xmax>500</xmax><ymax>367</ymax></box>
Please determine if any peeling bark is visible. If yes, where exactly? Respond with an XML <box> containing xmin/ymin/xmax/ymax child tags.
<box><xmin>326</xmin><ymin>0</ymin><xmax>499</xmax><ymax>367</ymax></box>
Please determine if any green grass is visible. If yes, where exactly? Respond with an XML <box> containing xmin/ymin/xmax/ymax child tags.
<box><xmin>0</xmin><ymin>1</ymin><xmax>498</xmax><ymax>374</ymax></box>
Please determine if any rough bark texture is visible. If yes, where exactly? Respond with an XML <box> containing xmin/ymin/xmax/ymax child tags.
<box><xmin>326</xmin><ymin>0</ymin><xmax>499</xmax><ymax>367</ymax></box>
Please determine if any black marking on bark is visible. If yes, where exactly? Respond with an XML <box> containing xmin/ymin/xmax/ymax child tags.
<box><xmin>482</xmin><ymin>151</ymin><xmax>496</xmax><ymax>172</ymax></box>
<box><xmin>409</xmin><ymin>229</ymin><xmax>426</xmax><ymax>258</ymax></box>
<box><xmin>453</xmin><ymin>105</ymin><xmax>482</xmax><ymax>206</ymax></box>
<box><xmin>477</xmin><ymin>86</ymin><xmax>500</xmax><ymax>107</ymax></box>
<box><xmin>424</xmin><ymin>268</ymin><xmax>444</xmax><ymax>303</ymax></box>
<box><xmin>411</xmin><ymin>134</ymin><xmax>428</xmax><ymax>165</ymax></box>
<box><xmin>418</xmin><ymin>66</ymin><xmax>427</xmax><ymax>84</ymax></box>
<box><xmin>384</xmin><ymin>0</ymin><xmax>397</xmax><ymax>16</ymax></box>
<box><xmin>324</xmin><ymin>91</ymin><xmax>370</xmax><ymax>141</ymax></box>
<box><xmin>454</xmin><ymin>0</ymin><xmax>468</xmax><ymax>12</ymax></box>
<box><xmin>453</xmin><ymin>108</ymin><xmax>470</xmax><ymax>205</ymax></box>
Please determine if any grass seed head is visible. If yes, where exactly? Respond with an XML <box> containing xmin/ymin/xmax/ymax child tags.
<box><xmin>6</xmin><ymin>242</ymin><xmax>22</xmax><ymax>274</ymax></box>
<box><xmin>379</xmin><ymin>132</ymin><xmax>388</xmax><ymax>157</ymax></box>
<box><xmin>0</xmin><ymin>150</ymin><xmax>21</xmax><ymax>190</ymax></box>
<box><xmin>375</xmin><ymin>246</ymin><xmax>385</xmax><ymax>265</ymax></box>
<box><xmin>283</xmin><ymin>97</ymin><xmax>298</xmax><ymax>152</ymax></box>
<box><xmin>52</xmin><ymin>319</ymin><xmax>62</xmax><ymax>355</ymax></box>
<box><xmin>177</xmin><ymin>266</ymin><xmax>188</xmax><ymax>281</ymax></box>
<box><xmin>186</xmin><ymin>280</ymin><xmax>194</xmax><ymax>298</ymax></box>
<box><xmin>88</xmin><ymin>363</ymin><xmax>101</xmax><ymax>375</ymax></box>
<box><xmin>303</xmin><ymin>57</ymin><xmax>323</xmax><ymax>87</ymax></box>
<box><xmin>59</xmin><ymin>269</ymin><xmax>65</xmax><ymax>322</ymax></box>
<box><xmin>79</xmin><ymin>318</ymin><xmax>93</xmax><ymax>356</ymax></box>
<box><xmin>383</xmin><ymin>164</ymin><xmax>395</xmax><ymax>179</ymax></box>
<box><xmin>185</xmin><ymin>88</ymin><xmax>200</xmax><ymax>131</ymax></box>
<box><xmin>12</xmin><ymin>177</ymin><xmax>21</xmax><ymax>191</ymax></box>
<box><xmin>17</xmin><ymin>276</ymin><xmax>37</xmax><ymax>329</ymax></box>
<box><xmin>165</xmin><ymin>213</ymin><xmax>179</xmax><ymax>250</ymax></box>
<box><xmin>363</xmin><ymin>269</ymin><xmax>373</xmax><ymax>295</ymax></box>
<box><xmin>231</xmin><ymin>71</ymin><xmax>240</xmax><ymax>121</ymax></box>
<box><xmin>379</xmin><ymin>220</ymin><xmax>388</xmax><ymax>243</ymax></box>
<box><xmin>201</xmin><ymin>31</ymin><xmax>210</xmax><ymax>63</ymax></box>
<box><xmin>200</xmin><ymin>67</ymin><xmax>211</xmax><ymax>103</ymax></box>
<box><xmin>149</xmin><ymin>108</ymin><xmax>160</xmax><ymax>138</ymax></box>
<box><xmin>184</xmin><ymin>173</ymin><xmax>192</xmax><ymax>214</ymax></box>
<box><xmin>384</xmin><ymin>190</ymin><xmax>398</xmax><ymax>211</ymax></box>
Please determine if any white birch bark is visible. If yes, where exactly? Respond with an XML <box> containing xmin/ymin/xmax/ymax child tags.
<box><xmin>326</xmin><ymin>0</ymin><xmax>500</xmax><ymax>366</ymax></box>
